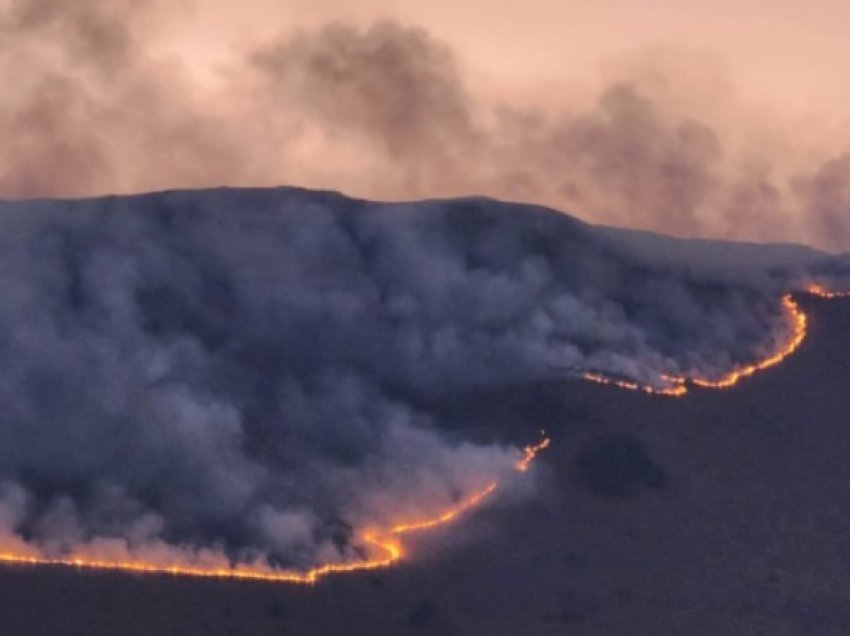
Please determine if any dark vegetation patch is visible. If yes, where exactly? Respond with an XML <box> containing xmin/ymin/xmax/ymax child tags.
<box><xmin>576</xmin><ymin>434</ymin><xmax>667</xmax><ymax>497</ymax></box>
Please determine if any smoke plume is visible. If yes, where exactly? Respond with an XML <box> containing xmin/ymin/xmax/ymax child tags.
<box><xmin>0</xmin><ymin>187</ymin><xmax>845</xmax><ymax>569</ymax></box>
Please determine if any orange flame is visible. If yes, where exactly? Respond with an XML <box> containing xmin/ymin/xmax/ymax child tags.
<box><xmin>0</xmin><ymin>435</ymin><xmax>550</xmax><ymax>584</ymax></box>
<box><xmin>516</xmin><ymin>434</ymin><xmax>552</xmax><ymax>472</ymax></box>
<box><xmin>582</xmin><ymin>371</ymin><xmax>688</xmax><ymax>397</ymax></box>
<box><xmin>807</xmin><ymin>284</ymin><xmax>850</xmax><ymax>299</ymax></box>
<box><xmin>2</xmin><ymin>285</ymin><xmax>843</xmax><ymax>583</ymax></box>
<box><xmin>685</xmin><ymin>294</ymin><xmax>807</xmax><ymax>390</ymax></box>
<box><xmin>583</xmin><ymin>289</ymin><xmax>846</xmax><ymax>397</ymax></box>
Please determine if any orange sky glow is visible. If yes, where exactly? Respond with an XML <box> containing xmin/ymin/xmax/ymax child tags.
<box><xmin>2</xmin><ymin>0</ymin><xmax>849</xmax><ymax>249</ymax></box>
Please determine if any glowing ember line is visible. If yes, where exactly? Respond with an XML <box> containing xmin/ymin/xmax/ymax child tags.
<box><xmin>582</xmin><ymin>290</ymin><xmax>835</xmax><ymax>397</ymax></box>
<box><xmin>686</xmin><ymin>294</ymin><xmax>807</xmax><ymax>389</ymax></box>
<box><xmin>4</xmin><ymin>287</ymin><xmax>842</xmax><ymax>583</ymax></box>
<box><xmin>516</xmin><ymin>435</ymin><xmax>552</xmax><ymax>472</ymax></box>
<box><xmin>0</xmin><ymin>435</ymin><xmax>550</xmax><ymax>585</ymax></box>
<box><xmin>582</xmin><ymin>372</ymin><xmax>687</xmax><ymax>397</ymax></box>
<box><xmin>808</xmin><ymin>284</ymin><xmax>850</xmax><ymax>299</ymax></box>
<box><xmin>387</xmin><ymin>482</ymin><xmax>499</xmax><ymax>535</ymax></box>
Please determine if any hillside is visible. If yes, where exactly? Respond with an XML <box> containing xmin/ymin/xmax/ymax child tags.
<box><xmin>0</xmin><ymin>187</ymin><xmax>848</xmax><ymax>634</ymax></box>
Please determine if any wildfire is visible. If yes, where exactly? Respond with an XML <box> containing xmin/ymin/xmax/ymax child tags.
<box><xmin>582</xmin><ymin>289</ymin><xmax>845</xmax><ymax>397</ymax></box>
<box><xmin>0</xmin><ymin>435</ymin><xmax>550</xmax><ymax>585</ymax></box>
<box><xmin>516</xmin><ymin>434</ymin><xmax>552</xmax><ymax>472</ymax></box>
<box><xmin>807</xmin><ymin>284</ymin><xmax>850</xmax><ymax>299</ymax></box>
<box><xmin>582</xmin><ymin>371</ymin><xmax>688</xmax><ymax>397</ymax></box>
<box><xmin>684</xmin><ymin>294</ymin><xmax>807</xmax><ymax>390</ymax></box>
<box><xmin>2</xmin><ymin>285</ymin><xmax>844</xmax><ymax>584</ymax></box>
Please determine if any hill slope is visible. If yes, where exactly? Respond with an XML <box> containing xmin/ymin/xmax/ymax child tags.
<box><xmin>0</xmin><ymin>187</ymin><xmax>849</xmax><ymax>633</ymax></box>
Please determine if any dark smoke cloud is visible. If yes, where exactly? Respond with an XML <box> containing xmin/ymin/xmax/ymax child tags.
<box><xmin>489</xmin><ymin>84</ymin><xmax>724</xmax><ymax>234</ymax></box>
<box><xmin>794</xmin><ymin>154</ymin><xmax>850</xmax><ymax>252</ymax></box>
<box><xmin>252</xmin><ymin>22</ymin><xmax>478</xmax><ymax>167</ymax></box>
<box><xmin>0</xmin><ymin>187</ymin><xmax>843</xmax><ymax>567</ymax></box>
<box><xmin>243</xmin><ymin>24</ymin><xmax>848</xmax><ymax>251</ymax></box>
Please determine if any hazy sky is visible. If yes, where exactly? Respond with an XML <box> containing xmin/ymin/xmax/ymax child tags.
<box><xmin>175</xmin><ymin>0</ymin><xmax>850</xmax><ymax>115</ymax></box>
<box><xmin>1</xmin><ymin>0</ymin><xmax>849</xmax><ymax>249</ymax></box>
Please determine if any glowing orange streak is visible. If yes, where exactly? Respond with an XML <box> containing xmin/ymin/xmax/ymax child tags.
<box><xmin>808</xmin><ymin>284</ymin><xmax>850</xmax><ymax>299</ymax></box>
<box><xmin>686</xmin><ymin>294</ymin><xmax>807</xmax><ymax>389</ymax></box>
<box><xmin>583</xmin><ymin>291</ymin><xmax>825</xmax><ymax>397</ymax></box>
<box><xmin>387</xmin><ymin>482</ymin><xmax>498</xmax><ymax>534</ymax></box>
<box><xmin>0</xmin><ymin>436</ymin><xmax>550</xmax><ymax>585</ymax></box>
<box><xmin>5</xmin><ymin>287</ymin><xmax>837</xmax><ymax>583</ymax></box>
<box><xmin>582</xmin><ymin>372</ymin><xmax>688</xmax><ymax>397</ymax></box>
<box><xmin>0</xmin><ymin>549</ymin><xmax>401</xmax><ymax>585</ymax></box>
<box><xmin>516</xmin><ymin>435</ymin><xmax>552</xmax><ymax>472</ymax></box>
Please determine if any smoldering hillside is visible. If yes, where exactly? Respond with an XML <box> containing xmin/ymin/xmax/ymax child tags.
<box><xmin>0</xmin><ymin>186</ymin><xmax>847</xmax><ymax>571</ymax></box>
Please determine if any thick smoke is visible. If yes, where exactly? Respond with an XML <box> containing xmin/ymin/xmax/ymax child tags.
<box><xmin>0</xmin><ymin>187</ymin><xmax>843</xmax><ymax>568</ymax></box>
<box><xmin>1</xmin><ymin>2</ymin><xmax>849</xmax><ymax>250</ymax></box>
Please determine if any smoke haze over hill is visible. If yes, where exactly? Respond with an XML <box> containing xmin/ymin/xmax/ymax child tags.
<box><xmin>1</xmin><ymin>0</ymin><xmax>850</xmax><ymax>249</ymax></box>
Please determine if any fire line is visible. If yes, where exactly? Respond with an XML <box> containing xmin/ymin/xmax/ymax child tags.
<box><xmin>0</xmin><ymin>436</ymin><xmax>550</xmax><ymax>585</ymax></box>
<box><xmin>584</xmin><ymin>287</ymin><xmax>844</xmax><ymax>397</ymax></box>
<box><xmin>0</xmin><ymin>286</ymin><xmax>844</xmax><ymax>585</ymax></box>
